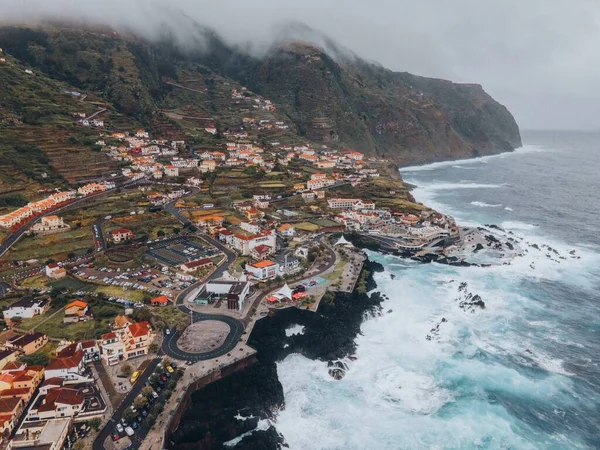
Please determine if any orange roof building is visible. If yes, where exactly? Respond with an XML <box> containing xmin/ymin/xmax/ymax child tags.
<box><xmin>150</xmin><ymin>295</ymin><xmax>169</xmax><ymax>306</ymax></box>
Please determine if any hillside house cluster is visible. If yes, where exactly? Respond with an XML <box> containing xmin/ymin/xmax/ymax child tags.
<box><xmin>0</xmin><ymin>191</ymin><xmax>76</xmax><ymax>229</ymax></box>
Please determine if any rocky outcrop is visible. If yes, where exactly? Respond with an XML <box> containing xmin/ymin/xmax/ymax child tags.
<box><xmin>170</xmin><ymin>259</ymin><xmax>384</xmax><ymax>450</ymax></box>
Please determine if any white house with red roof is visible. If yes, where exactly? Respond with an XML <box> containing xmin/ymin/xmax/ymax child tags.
<box><xmin>164</xmin><ymin>165</ymin><xmax>179</xmax><ymax>177</ymax></box>
<box><xmin>231</xmin><ymin>231</ymin><xmax>275</xmax><ymax>256</ymax></box>
<box><xmin>98</xmin><ymin>318</ymin><xmax>154</xmax><ymax>365</ymax></box>
<box><xmin>45</xmin><ymin>263</ymin><xmax>66</xmax><ymax>280</ymax></box>
<box><xmin>109</xmin><ymin>228</ymin><xmax>134</xmax><ymax>243</ymax></box>
<box><xmin>30</xmin><ymin>387</ymin><xmax>85</xmax><ymax>420</ymax></box>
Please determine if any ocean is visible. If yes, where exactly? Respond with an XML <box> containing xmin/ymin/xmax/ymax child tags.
<box><xmin>272</xmin><ymin>131</ymin><xmax>600</xmax><ymax>449</ymax></box>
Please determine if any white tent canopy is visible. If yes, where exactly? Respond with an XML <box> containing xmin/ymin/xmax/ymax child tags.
<box><xmin>335</xmin><ymin>235</ymin><xmax>353</xmax><ymax>246</ymax></box>
<box><xmin>273</xmin><ymin>283</ymin><xmax>294</xmax><ymax>301</ymax></box>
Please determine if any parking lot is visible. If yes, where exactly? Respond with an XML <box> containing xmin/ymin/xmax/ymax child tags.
<box><xmin>144</xmin><ymin>236</ymin><xmax>219</xmax><ymax>267</ymax></box>
<box><xmin>109</xmin><ymin>358</ymin><xmax>182</xmax><ymax>447</ymax></box>
<box><xmin>73</xmin><ymin>262</ymin><xmax>197</xmax><ymax>302</ymax></box>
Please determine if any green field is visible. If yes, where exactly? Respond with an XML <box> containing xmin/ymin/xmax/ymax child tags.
<box><xmin>310</xmin><ymin>218</ymin><xmax>340</xmax><ymax>228</ymax></box>
<box><xmin>150</xmin><ymin>306</ymin><xmax>188</xmax><ymax>329</ymax></box>
<box><xmin>51</xmin><ymin>276</ymin><xmax>92</xmax><ymax>291</ymax></box>
<box><xmin>294</xmin><ymin>222</ymin><xmax>321</xmax><ymax>232</ymax></box>
<box><xmin>35</xmin><ymin>298</ymin><xmax>124</xmax><ymax>341</ymax></box>
<box><xmin>8</xmin><ymin>227</ymin><xmax>93</xmax><ymax>261</ymax></box>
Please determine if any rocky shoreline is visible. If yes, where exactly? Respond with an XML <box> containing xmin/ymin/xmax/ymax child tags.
<box><xmin>169</xmin><ymin>259</ymin><xmax>385</xmax><ymax>450</ymax></box>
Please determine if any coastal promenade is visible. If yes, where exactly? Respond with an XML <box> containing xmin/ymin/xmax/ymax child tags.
<box><xmin>98</xmin><ymin>232</ymin><xmax>359</xmax><ymax>450</ymax></box>
<box><xmin>135</xmin><ymin>235</ymin><xmax>351</xmax><ymax>450</ymax></box>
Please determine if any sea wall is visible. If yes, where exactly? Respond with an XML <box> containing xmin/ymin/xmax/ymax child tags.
<box><xmin>168</xmin><ymin>258</ymin><xmax>385</xmax><ymax>449</ymax></box>
<box><xmin>165</xmin><ymin>354</ymin><xmax>258</xmax><ymax>448</ymax></box>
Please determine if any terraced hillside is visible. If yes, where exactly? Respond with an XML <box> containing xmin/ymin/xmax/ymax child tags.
<box><xmin>0</xmin><ymin>23</ymin><xmax>521</xmax><ymax>177</ymax></box>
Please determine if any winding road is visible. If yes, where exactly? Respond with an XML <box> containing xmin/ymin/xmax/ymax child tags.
<box><xmin>160</xmin><ymin>229</ymin><xmax>243</xmax><ymax>361</ymax></box>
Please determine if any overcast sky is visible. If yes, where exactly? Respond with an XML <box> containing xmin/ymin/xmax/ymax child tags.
<box><xmin>2</xmin><ymin>0</ymin><xmax>600</xmax><ymax>130</ymax></box>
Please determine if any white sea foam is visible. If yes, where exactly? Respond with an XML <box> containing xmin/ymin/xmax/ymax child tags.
<box><xmin>275</xmin><ymin>234</ymin><xmax>598</xmax><ymax>449</ymax></box>
<box><xmin>501</xmin><ymin>220</ymin><xmax>539</xmax><ymax>230</ymax></box>
<box><xmin>223</xmin><ymin>419</ymin><xmax>273</xmax><ymax>447</ymax></box>
<box><xmin>505</xmin><ymin>206</ymin><xmax>514</xmax><ymax>211</ymax></box>
<box><xmin>399</xmin><ymin>145</ymin><xmax>546</xmax><ymax>173</ymax></box>
<box><xmin>285</xmin><ymin>324</ymin><xmax>305</xmax><ymax>337</ymax></box>
<box><xmin>452</xmin><ymin>165</ymin><xmax>477</xmax><ymax>169</ymax></box>
<box><xmin>471</xmin><ymin>201</ymin><xmax>502</xmax><ymax>208</ymax></box>
<box><xmin>406</xmin><ymin>181</ymin><xmax>506</xmax><ymax>191</ymax></box>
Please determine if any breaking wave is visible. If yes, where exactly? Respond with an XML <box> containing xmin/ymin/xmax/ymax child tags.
<box><xmin>471</xmin><ymin>201</ymin><xmax>503</xmax><ymax>208</ymax></box>
<box><xmin>274</xmin><ymin>138</ymin><xmax>600</xmax><ymax>449</ymax></box>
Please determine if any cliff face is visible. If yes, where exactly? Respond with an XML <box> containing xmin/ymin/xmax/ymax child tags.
<box><xmin>0</xmin><ymin>25</ymin><xmax>521</xmax><ymax>168</ymax></box>
<box><xmin>217</xmin><ymin>42</ymin><xmax>522</xmax><ymax>166</ymax></box>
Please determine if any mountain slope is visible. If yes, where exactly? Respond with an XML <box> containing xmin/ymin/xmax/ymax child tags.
<box><xmin>212</xmin><ymin>42</ymin><xmax>521</xmax><ymax>166</ymax></box>
<box><xmin>0</xmin><ymin>24</ymin><xmax>521</xmax><ymax>169</ymax></box>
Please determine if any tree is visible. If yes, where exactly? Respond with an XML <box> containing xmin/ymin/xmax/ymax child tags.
<box><xmin>157</xmin><ymin>230</ymin><xmax>165</xmax><ymax>238</ymax></box>
<box><xmin>88</xmin><ymin>418</ymin><xmax>101</xmax><ymax>430</ymax></box>
<box><xmin>123</xmin><ymin>407</ymin><xmax>137</xmax><ymax>422</ymax></box>
<box><xmin>151</xmin><ymin>403</ymin><xmax>163</xmax><ymax>416</ymax></box>
<box><xmin>19</xmin><ymin>353</ymin><xmax>50</xmax><ymax>366</ymax></box>
<box><xmin>10</xmin><ymin>316</ymin><xmax>22</xmax><ymax>325</ymax></box>
<box><xmin>141</xmin><ymin>386</ymin><xmax>154</xmax><ymax>400</ymax></box>
<box><xmin>121</xmin><ymin>364</ymin><xmax>133</xmax><ymax>377</ymax></box>
<box><xmin>162</xmin><ymin>356</ymin><xmax>172</xmax><ymax>367</ymax></box>
<box><xmin>132</xmin><ymin>307</ymin><xmax>152</xmax><ymax>323</ymax></box>
<box><xmin>168</xmin><ymin>380</ymin><xmax>177</xmax><ymax>390</ymax></box>
<box><xmin>149</xmin><ymin>342</ymin><xmax>159</xmax><ymax>353</ymax></box>
<box><xmin>147</xmin><ymin>413</ymin><xmax>157</xmax><ymax>427</ymax></box>
<box><xmin>133</xmin><ymin>395</ymin><xmax>148</xmax><ymax>409</ymax></box>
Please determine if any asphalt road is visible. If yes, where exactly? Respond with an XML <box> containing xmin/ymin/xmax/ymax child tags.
<box><xmin>161</xmin><ymin>311</ymin><xmax>244</xmax><ymax>361</ymax></box>
<box><xmin>92</xmin><ymin>357</ymin><xmax>161</xmax><ymax>450</ymax></box>
<box><xmin>159</xmin><ymin>231</ymin><xmax>243</xmax><ymax>361</ymax></box>
<box><xmin>93</xmin><ymin>218</ymin><xmax>106</xmax><ymax>250</ymax></box>
<box><xmin>163</xmin><ymin>187</ymin><xmax>199</xmax><ymax>228</ymax></box>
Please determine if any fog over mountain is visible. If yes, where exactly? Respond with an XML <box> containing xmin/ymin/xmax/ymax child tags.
<box><xmin>2</xmin><ymin>0</ymin><xmax>600</xmax><ymax>131</ymax></box>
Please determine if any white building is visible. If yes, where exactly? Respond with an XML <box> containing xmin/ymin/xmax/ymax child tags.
<box><xmin>164</xmin><ymin>165</ymin><xmax>179</xmax><ymax>177</ymax></box>
<box><xmin>3</xmin><ymin>296</ymin><xmax>50</xmax><ymax>320</ymax></box>
<box><xmin>31</xmin><ymin>215</ymin><xmax>69</xmax><ymax>234</ymax></box>
<box><xmin>240</xmin><ymin>221</ymin><xmax>261</xmax><ymax>234</ymax></box>
<box><xmin>245</xmin><ymin>260</ymin><xmax>279</xmax><ymax>281</ymax></box>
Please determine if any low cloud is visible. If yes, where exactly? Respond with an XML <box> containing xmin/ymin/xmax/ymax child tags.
<box><xmin>1</xmin><ymin>0</ymin><xmax>599</xmax><ymax>130</ymax></box>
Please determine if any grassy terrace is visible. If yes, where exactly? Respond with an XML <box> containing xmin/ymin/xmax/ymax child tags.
<box><xmin>19</xmin><ymin>296</ymin><xmax>125</xmax><ymax>341</ymax></box>
<box><xmin>151</xmin><ymin>306</ymin><xmax>188</xmax><ymax>330</ymax></box>
<box><xmin>107</xmin><ymin>212</ymin><xmax>182</xmax><ymax>240</ymax></box>
<box><xmin>7</xmin><ymin>227</ymin><xmax>93</xmax><ymax>261</ymax></box>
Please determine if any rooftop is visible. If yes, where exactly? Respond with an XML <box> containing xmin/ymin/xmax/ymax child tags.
<box><xmin>249</xmin><ymin>260</ymin><xmax>276</xmax><ymax>269</ymax></box>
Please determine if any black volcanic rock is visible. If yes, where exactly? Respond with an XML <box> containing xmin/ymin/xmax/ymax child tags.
<box><xmin>170</xmin><ymin>259</ymin><xmax>385</xmax><ymax>450</ymax></box>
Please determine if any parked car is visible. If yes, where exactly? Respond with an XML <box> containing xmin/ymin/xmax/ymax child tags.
<box><xmin>130</xmin><ymin>371</ymin><xmax>140</xmax><ymax>384</ymax></box>
<box><xmin>116</xmin><ymin>423</ymin><xmax>124</xmax><ymax>433</ymax></box>
<box><xmin>125</xmin><ymin>426</ymin><xmax>134</xmax><ymax>437</ymax></box>
<box><xmin>166</xmin><ymin>365</ymin><xmax>174</xmax><ymax>374</ymax></box>
<box><xmin>152</xmin><ymin>391</ymin><xmax>159</xmax><ymax>399</ymax></box>
<box><xmin>112</xmin><ymin>433</ymin><xmax>120</xmax><ymax>441</ymax></box>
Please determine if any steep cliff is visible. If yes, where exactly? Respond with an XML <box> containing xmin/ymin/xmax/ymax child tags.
<box><xmin>216</xmin><ymin>42</ymin><xmax>522</xmax><ymax>166</ymax></box>
<box><xmin>0</xmin><ymin>24</ymin><xmax>521</xmax><ymax>169</ymax></box>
